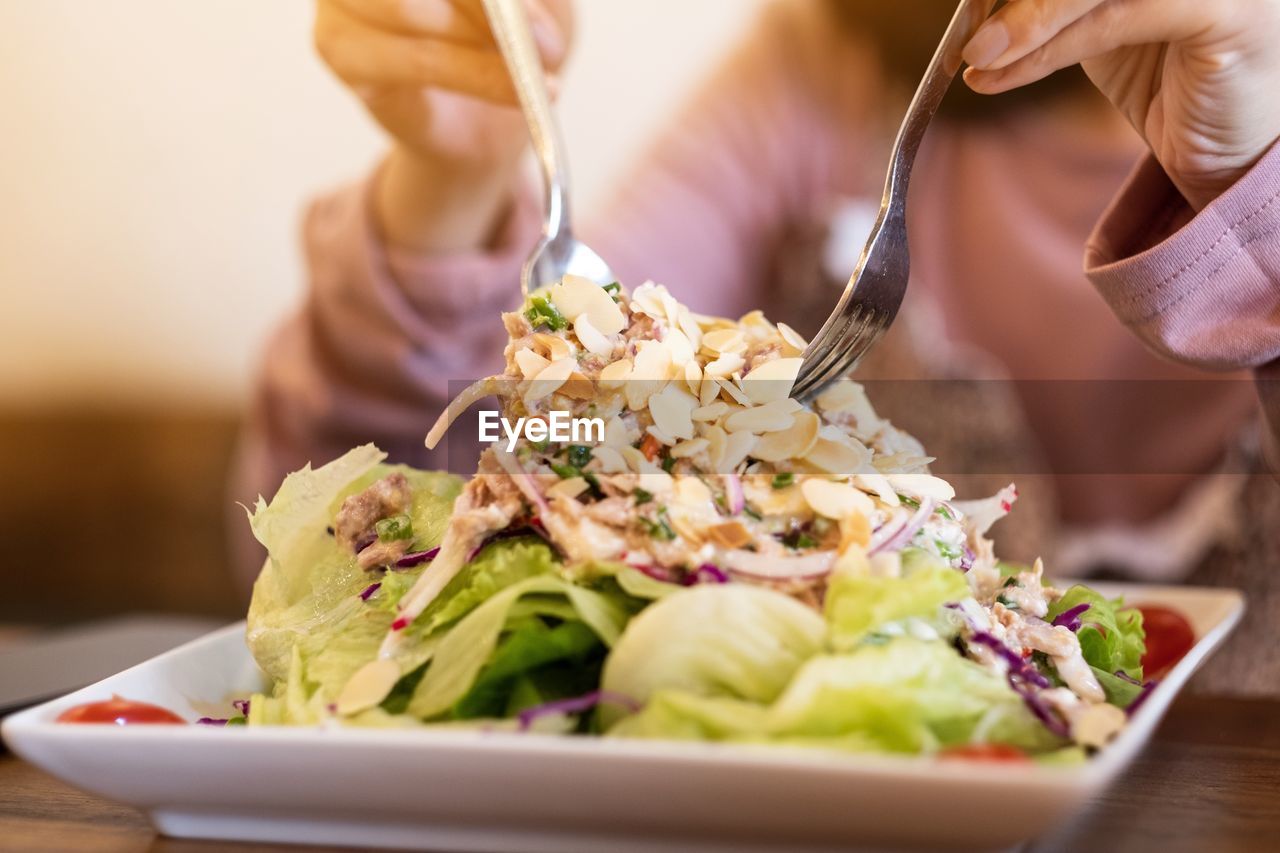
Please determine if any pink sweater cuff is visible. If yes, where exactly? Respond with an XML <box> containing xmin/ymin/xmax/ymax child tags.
<box><xmin>1084</xmin><ymin>142</ymin><xmax>1280</xmax><ymax>370</ymax></box>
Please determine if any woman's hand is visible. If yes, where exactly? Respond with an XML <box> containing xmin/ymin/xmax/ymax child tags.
<box><xmin>314</xmin><ymin>0</ymin><xmax>573</xmax><ymax>252</ymax></box>
<box><xmin>962</xmin><ymin>0</ymin><xmax>1280</xmax><ymax>211</ymax></box>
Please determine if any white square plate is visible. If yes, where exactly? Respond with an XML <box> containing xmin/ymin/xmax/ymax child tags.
<box><xmin>3</xmin><ymin>582</ymin><xmax>1242</xmax><ymax>852</ymax></box>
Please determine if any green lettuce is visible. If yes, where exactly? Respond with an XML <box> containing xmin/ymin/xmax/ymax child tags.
<box><xmin>1047</xmin><ymin>585</ymin><xmax>1146</xmax><ymax>680</ymax></box>
<box><xmin>600</xmin><ymin>585</ymin><xmax>826</xmax><ymax>727</ymax></box>
<box><xmin>824</xmin><ymin>564</ymin><xmax>970</xmax><ymax>651</ymax></box>
<box><xmin>610</xmin><ymin>639</ymin><xmax>1062</xmax><ymax>754</ymax></box>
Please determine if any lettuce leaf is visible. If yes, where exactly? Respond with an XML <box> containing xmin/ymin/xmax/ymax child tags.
<box><xmin>600</xmin><ymin>585</ymin><xmax>826</xmax><ymax>727</ymax></box>
<box><xmin>610</xmin><ymin>639</ymin><xmax>1062</xmax><ymax>754</ymax></box>
<box><xmin>824</xmin><ymin>565</ymin><xmax>970</xmax><ymax>651</ymax></box>
<box><xmin>1046</xmin><ymin>585</ymin><xmax>1146</xmax><ymax>680</ymax></box>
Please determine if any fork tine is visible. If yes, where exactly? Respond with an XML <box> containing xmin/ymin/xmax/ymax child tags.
<box><xmin>794</xmin><ymin>308</ymin><xmax>884</xmax><ymax>400</ymax></box>
<box><xmin>797</xmin><ymin>302</ymin><xmax>865</xmax><ymax>390</ymax></box>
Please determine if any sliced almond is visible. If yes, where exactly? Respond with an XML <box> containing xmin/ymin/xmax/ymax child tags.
<box><xmin>645</xmin><ymin>425</ymin><xmax>676</xmax><ymax>447</ymax></box>
<box><xmin>561</xmin><ymin>372</ymin><xmax>596</xmax><ymax>401</ymax></box>
<box><xmin>677</xmin><ymin>307</ymin><xmax>704</xmax><ymax>352</ymax></box>
<box><xmin>716</xmin><ymin>378</ymin><xmax>752</xmax><ymax>407</ymax></box>
<box><xmin>752</xmin><ymin>411</ymin><xmax>821</xmax><ymax>462</ymax></box>
<box><xmin>706</xmin><ymin>520</ymin><xmax>754</xmax><ymax>549</ymax></box>
<box><xmin>887</xmin><ymin>474</ymin><xmax>956</xmax><ymax>502</ymax></box>
<box><xmin>574</xmin><ymin>314</ymin><xmax>615</xmax><ymax>357</ymax></box>
<box><xmin>684</xmin><ymin>360</ymin><xmax>703</xmax><ymax>397</ymax></box>
<box><xmin>703</xmin><ymin>424</ymin><xmax>727</xmax><ymax>469</ymax></box>
<box><xmin>804</xmin><ymin>437</ymin><xmax>871</xmax><ymax>475</ymax></box>
<box><xmin>777</xmin><ymin>322</ymin><xmax>808</xmax><ymax>357</ymax></box>
<box><xmin>670</xmin><ymin>437</ymin><xmax>709</xmax><ymax>459</ymax></box>
<box><xmin>551</xmin><ymin>274</ymin><xmax>625</xmax><ymax>335</ymax></box>
<box><xmin>702</xmin><ymin>328</ymin><xmax>746</xmax><ymax>354</ymax></box>
<box><xmin>602</xmin><ymin>416</ymin><xmax>628</xmax><ymax>449</ymax></box>
<box><xmin>524</xmin><ymin>357</ymin><xmax>576</xmax><ymax>405</ymax></box>
<box><xmin>699</xmin><ymin>375</ymin><xmax>721</xmax><ymax>407</ymax></box>
<box><xmin>336</xmin><ymin>659</ymin><xmax>401</xmax><ymax>716</ymax></box>
<box><xmin>598</xmin><ymin>358</ymin><xmax>632</xmax><ymax>390</ymax></box>
<box><xmin>802</xmin><ymin>478</ymin><xmax>876</xmax><ymax>520</ymax></box>
<box><xmin>854</xmin><ymin>473</ymin><xmax>900</xmax><ymax>506</ymax></box>
<box><xmin>665</xmin><ymin>328</ymin><xmax>695</xmax><ymax>367</ymax></box>
<box><xmin>718</xmin><ymin>430</ymin><xmax>758</xmax><ymax>472</ymax></box>
<box><xmin>514</xmin><ymin>348</ymin><xmax>551</xmax><ymax>379</ymax></box>
<box><xmin>532</xmin><ymin>332</ymin><xmax>573</xmax><ymax>362</ymax></box>
<box><xmin>816</xmin><ymin>380</ymin><xmax>865</xmax><ymax>413</ymax></box>
<box><xmin>704</xmin><ymin>351</ymin><xmax>746</xmax><ymax>379</ymax></box>
<box><xmin>547</xmin><ymin>477</ymin><xmax>590</xmax><ymax>500</ymax></box>
<box><xmin>693</xmin><ymin>402</ymin><xmax>730</xmax><ymax>422</ymax></box>
<box><xmin>649</xmin><ymin>384</ymin><xmax>697</xmax><ymax>441</ymax></box>
<box><xmin>594</xmin><ymin>446</ymin><xmax>628</xmax><ymax>474</ymax></box>
<box><xmin>625</xmin><ymin>341</ymin><xmax>671</xmax><ymax>411</ymax></box>
<box><xmin>741</xmin><ymin>357</ymin><xmax>802</xmax><ymax>405</ymax></box>
<box><xmin>724</xmin><ymin>399</ymin><xmax>802</xmax><ymax>434</ymax></box>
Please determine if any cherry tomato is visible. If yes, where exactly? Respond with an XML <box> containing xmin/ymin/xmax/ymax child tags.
<box><xmin>56</xmin><ymin>696</ymin><xmax>186</xmax><ymax>726</ymax></box>
<box><xmin>1135</xmin><ymin>605</ymin><xmax>1196</xmax><ymax>678</ymax></box>
<box><xmin>938</xmin><ymin>744</ymin><xmax>1031</xmax><ymax>763</ymax></box>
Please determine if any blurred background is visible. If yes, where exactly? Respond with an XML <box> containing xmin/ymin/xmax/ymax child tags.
<box><xmin>0</xmin><ymin>0</ymin><xmax>764</xmax><ymax>625</ymax></box>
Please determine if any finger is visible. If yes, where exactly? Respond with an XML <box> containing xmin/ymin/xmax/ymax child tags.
<box><xmin>962</xmin><ymin>0</ymin><xmax>1106</xmax><ymax>70</ymax></box>
<box><xmin>316</xmin><ymin>1</ymin><xmax>520</xmax><ymax>104</ymax></box>
<box><xmin>329</xmin><ymin>0</ymin><xmax>488</xmax><ymax>42</ymax></box>
<box><xmin>964</xmin><ymin>0</ymin><xmax>1216</xmax><ymax>94</ymax></box>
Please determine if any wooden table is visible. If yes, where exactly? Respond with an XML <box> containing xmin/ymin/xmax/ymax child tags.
<box><xmin>2</xmin><ymin>694</ymin><xmax>1277</xmax><ymax>852</ymax></box>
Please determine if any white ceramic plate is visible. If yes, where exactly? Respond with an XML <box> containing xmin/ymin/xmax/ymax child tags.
<box><xmin>3</xmin><ymin>582</ymin><xmax>1242</xmax><ymax>852</ymax></box>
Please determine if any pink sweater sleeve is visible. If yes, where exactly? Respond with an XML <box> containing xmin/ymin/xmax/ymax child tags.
<box><xmin>1084</xmin><ymin>141</ymin><xmax>1280</xmax><ymax>466</ymax></box>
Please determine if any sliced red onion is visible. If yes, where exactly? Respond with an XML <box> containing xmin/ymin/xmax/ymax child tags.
<box><xmin>359</xmin><ymin>582</ymin><xmax>382</xmax><ymax>601</ymax></box>
<box><xmin>1051</xmin><ymin>603</ymin><xmax>1091</xmax><ymax>633</ymax></box>
<box><xmin>394</xmin><ymin>546</ymin><xmax>441</xmax><ymax>569</ymax></box>
<box><xmin>196</xmin><ymin>717</ymin><xmax>230</xmax><ymax>726</ymax></box>
<box><xmin>724</xmin><ymin>474</ymin><xmax>745</xmax><ymax>516</ymax></box>
<box><xmin>232</xmin><ymin>698</ymin><xmax>251</xmax><ymax>717</ymax></box>
<box><xmin>869</xmin><ymin>498</ymin><xmax>935</xmax><ymax>556</ymax></box>
<box><xmin>636</xmin><ymin>563</ymin><xmax>681</xmax><ymax>584</ymax></box>
<box><xmin>516</xmin><ymin>690</ymin><xmax>641</xmax><ymax>731</ymax></box>
<box><xmin>722</xmin><ymin>549</ymin><xmax>836</xmax><ymax>580</ymax></box>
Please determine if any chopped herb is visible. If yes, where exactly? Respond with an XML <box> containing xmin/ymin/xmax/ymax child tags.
<box><xmin>565</xmin><ymin>445</ymin><xmax>593</xmax><ymax>468</ymax></box>
<box><xmin>582</xmin><ymin>471</ymin><xmax>602</xmax><ymax>495</ymax></box>
<box><xmin>603</xmin><ymin>282</ymin><xmax>622</xmax><ymax>295</ymax></box>
<box><xmin>937</xmin><ymin>504</ymin><xmax>955</xmax><ymax>520</ymax></box>
<box><xmin>996</xmin><ymin>593</ymin><xmax>1019</xmax><ymax>609</ymax></box>
<box><xmin>640</xmin><ymin>510</ymin><xmax>676</xmax><ymax>542</ymax></box>
<box><xmin>935</xmin><ymin>540</ymin><xmax>961</xmax><ymax>561</ymax></box>
<box><xmin>549</xmin><ymin>463</ymin><xmax>580</xmax><ymax>480</ymax></box>
<box><xmin>1003</xmin><ymin>576</ymin><xmax>1020</xmax><ymax>588</ymax></box>
<box><xmin>661</xmin><ymin>455</ymin><xmax>677</xmax><ymax>474</ymax></box>
<box><xmin>375</xmin><ymin>514</ymin><xmax>413</xmax><ymax>543</ymax></box>
<box><xmin>787</xmin><ymin>532</ymin><xmax>817</xmax><ymax>550</ymax></box>
<box><xmin>771</xmin><ymin>472</ymin><xmax>795</xmax><ymax>489</ymax></box>
<box><xmin>633</xmin><ymin>489</ymin><xmax>653</xmax><ymax>505</ymax></box>
<box><xmin>524</xmin><ymin>294</ymin><xmax>567</xmax><ymax>331</ymax></box>
<box><xmin>899</xmin><ymin>494</ymin><xmax>921</xmax><ymax>509</ymax></box>
<box><xmin>743</xmin><ymin>505</ymin><xmax>763</xmax><ymax>521</ymax></box>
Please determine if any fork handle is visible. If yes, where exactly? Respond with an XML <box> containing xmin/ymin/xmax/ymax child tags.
<box><xmin>482</xmin><ymin>0</ymin><xmax>572</xmax><ymax>241</ymax></box>
<box><xmin>883</xmin><ymin>0</ymin><xmax>996</xmax><ymax>204</ymax></box>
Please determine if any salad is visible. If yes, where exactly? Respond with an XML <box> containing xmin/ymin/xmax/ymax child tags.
<box><xmin>242</xmin><ymin>277</ymin><xmax>1152</xmax><ymax>758</ymax></box>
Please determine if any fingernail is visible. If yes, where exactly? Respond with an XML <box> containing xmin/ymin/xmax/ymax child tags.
<box><xmin>962</xmin><ymin>21</ymin><xmax>1009</xmax><ymax>70</ymax></box>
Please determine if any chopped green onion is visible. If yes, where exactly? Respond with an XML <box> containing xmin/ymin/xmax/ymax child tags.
<box><xmin>936</xmin><ymin>504</ymin><xmax>954</xmax><ymax>520</ymax></box>
<box><xmin>898</xmin><ymin>494</ymin><xmax>921</xmax><ymax>509</ymax></box>
<box><xmin>633</xmin><ymin>489</ymin><xmax>653</xmax><ymax>505</ymax></box>
<box><xmin>549</xmin><ymin>463</ymin><xmax>580</xmax><ymax>480</ymax></box>
<box><xmin>996</xmin><ymin>594</ymin><xmax>1018</xmax><ymax>609</ymax></box>
<box><xmin>935</xmin><ymin>540</ymin><xmax>961</xmax><ymax>561</ymax></box>
<box><xmin>375</xmin><ymin>514</ymin><xmax>413</xmax><ymax>542</ymax></box>
<box><xmin>603</xmin><ymin>282</ymin><xmax>622</xmax><ymax>295</ymax></box>
<box><xmin>565</xmin><ymin>445</ymin><xmax>593</xmax><ymax>468</ymax></box>
<box><xmin>661</xmin><ymin>455</ymin><xmax>677</xmax><ymax>474</ymax></box>
<box><xmin>771</xmin><ymin>472</ymin><xmax>794</xmax><ymax>489</ymax></box>
<box><xmin>640</xmin><ymin>510</ymin><xmax>676</xmax><ymax>542</ymax></box>
<box><xmin>743</xmin><ymin>506</ymin><xmax>763</xmax><ymax>522</ymax></box>
<box><xmin>524</xmin><ymin>294</ymin><xmax>567</xmax><ymax>331</ymax></box>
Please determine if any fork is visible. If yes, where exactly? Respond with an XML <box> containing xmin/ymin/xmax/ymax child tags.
<box><xmin>791</xmin><ymin>0</ymin><xmax>995</xmax><ymax>401</ymax></box>
<box><xmin>482</xmin><ymin>0</ymin><xmax>614</xmax><ymax>296</ymax></box>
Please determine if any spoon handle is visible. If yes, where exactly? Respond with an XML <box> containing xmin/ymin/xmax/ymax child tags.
<box><xmin>482</xmin><ymin>0</ymin><xmax>571</xmax><ymax>241</ymax></box>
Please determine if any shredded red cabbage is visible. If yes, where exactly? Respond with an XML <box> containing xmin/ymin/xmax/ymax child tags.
<box><xmin>636</xmin><ymin>563</ymin><xmax>681</xmax><ymax>584</ymax></box>
<box><xmin>967</xmin><ymin>631</ymin><xmax>1068</xmax><ymax>737</ymax></box>
<box><xmin>196</xmin><ymin>717</ymin><xmax>229</xmax><ymax>726</ymax></box>
<box><xmin>959</xmin><ymin>546</ymin><xmax>976</xmax><ymax>573</ymax></box>
<box><xmin>516</xmin><ymin>690</ymin><xmax>641</xmax><ymax>731</ymax></box>
<box><xmin>1115</xmin><ymin>670</ymin><xmax>1158</xmax><ymax>716</ymax></box>
<box><xmin>685</xmin><ymin>564</ymin><xmax>730</xmax><ymax>585</ymax></box>
<box><xmin>394</xmin><ymin>547</ymin><xmax>440</xmax><ymax>569</ymax></box>
<box><xmin>359</xmin><ymin>582</ymin><xmax>382</xmax><ymax>601</ymax></box>
<box><xmin>232</xmin><ymin>698</ymin><xmax>251</xmax><ymax>717</ymax></box>
<box><xmin>1051</xmin><ymin>603</ymin><xmax>1092</xmax><ymax>632</ymax></box>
